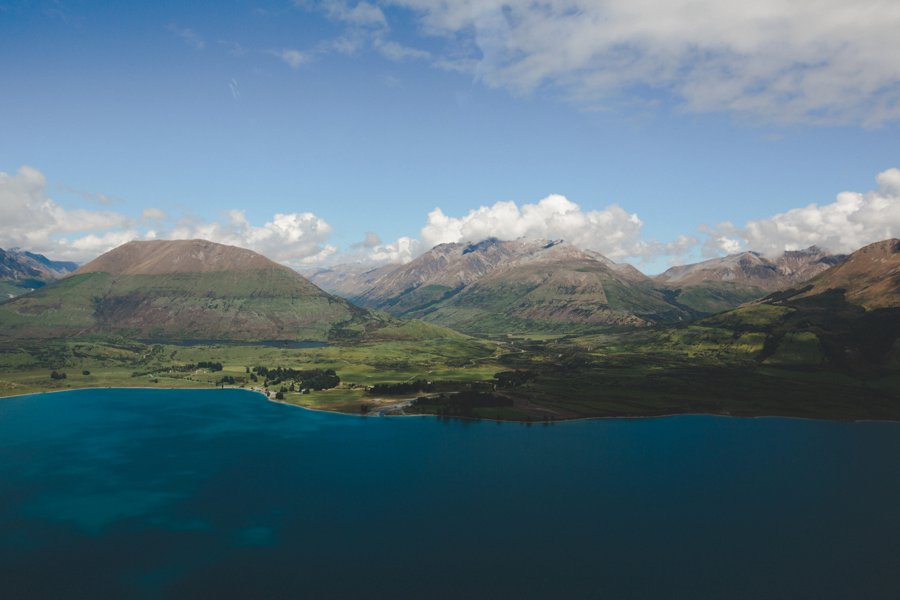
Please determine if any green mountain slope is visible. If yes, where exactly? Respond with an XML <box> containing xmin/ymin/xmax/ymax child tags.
<box><xmin>417</xmin><ymin>251</ymin><xmax>694</xmax><ymax>334</ymax></box>
<box><xmin>346</xmin><ymin>238</ymin><xmax>695</xmax><ymax>334</ymax></box>
<box><xmin>694</xmin><ymin>239</ymin><xmax>900</xmax><ymax>373</ymax></box>
<box><xmin>660</xmin><ymin>281</ymin><xmax>770</xmax><ymax>314</ymax></box>
<box><xmin>0</xmin><ymin>239</ymin><xmax>382</xmax><ymax>342</ymax></box>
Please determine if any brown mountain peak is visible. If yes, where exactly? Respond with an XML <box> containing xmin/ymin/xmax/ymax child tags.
<box><xmin>793</xmin><ymin>238</ymin><xmax>900</xmax><ymax>309</ymax></box>
<box><xmin>75</xmin><ymin>239</ymin><xmax>292</xmax><ymax>276</ymax></box>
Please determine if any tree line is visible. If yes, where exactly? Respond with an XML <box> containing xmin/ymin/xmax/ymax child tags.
<box><xmin>251</xmin><ymin>366</ymin><xmax>340</xmax><ymax>390</ymax></box>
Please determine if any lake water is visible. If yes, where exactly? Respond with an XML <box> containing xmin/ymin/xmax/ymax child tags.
<box><xmin>1</xmin><ymin>388</ymin><xmax>899</xmax><ymax>599</ymax></box>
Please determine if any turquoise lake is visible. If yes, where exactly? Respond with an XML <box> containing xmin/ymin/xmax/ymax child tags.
<box><xmin>1</xmin><ymin>388</ymin><xmax>899</xmax><ymax>598</ymax></box>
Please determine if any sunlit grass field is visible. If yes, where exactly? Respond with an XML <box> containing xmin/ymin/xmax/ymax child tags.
<box><xmin>0</xmin><ymin>336</ymin><xmax>504</xmax><ymax>414</ymax></box>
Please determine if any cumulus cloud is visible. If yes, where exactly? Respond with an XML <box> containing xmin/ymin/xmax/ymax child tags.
<box><xmin>878</xmin><ymin>167</ymin><xmax>900</xmax><ymax>194</ymax></box>
<box><xmin>701</xmin><ymin>167</ymin><xmax>900</xmax><ymax>256</ymax></box>
<box><xmin>330</xmin><ymin>232</ymin><xmax>421</xmax><ymax>266</ymax></box>
<box><xmin>60</xmin><ymin>230</ymin><xmax>146</xmax><ymax>257</ymax></box>
<box><xmin>0</xmin><ymin>166</ymin><xmax>338</xmax><ymax>267</ymax></box>
<box><xmin>362</xmin><ymin>235</ymin><xmax>419</xmax><ymax>264</ymax></box>
<box><xmin>0</xmin><ymin>166</ymin><xmax>133</xmax><ymax>260</ymax></box>
<box><xmin>165</xmin><ymin>210</ymin><xmax>336</xmax><ymax>266</ymax></box>
<box><xmin>699</xmin><ymin>225</ymin><xmax>745</xmax><ymax>258</ymax></box>
<box><xmin>387</xmin><ymin>0</ymin><xmax>900</xmax><ymax>126</ymax></box>
<box><xmin>380</xmin><ymin>168</ymin><xmax>900</xmax><ymax>265</ymax></box>
<box><xmin>420</xmin><ymin>194</ymin><xmax>648</xmax><ymax>260</ymax></box>
<box><xmin>9</xmin><ymin>164</ymin><xmax>900</xmax><ymax>271</ymax></box>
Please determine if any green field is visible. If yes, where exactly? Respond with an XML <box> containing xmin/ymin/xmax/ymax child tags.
<box><xmin>3</xmin><ymin>278</ymin><xmax>899</xmax><ymax>422</ymax></box>
<box><xmin>3</xmin><ymin>323</ymin><xmax>897</xmax><ymax>422</ymax></box>
<box><xmin>0</xmin><ymin>335</ymin><xmax>504</xmax><ymax>414</ymax></box>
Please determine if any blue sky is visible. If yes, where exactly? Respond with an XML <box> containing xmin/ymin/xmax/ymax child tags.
<box><xmin>2</xmin><ymin>0</ymin><xmax>900</xmax><ymax>272</ymax></box>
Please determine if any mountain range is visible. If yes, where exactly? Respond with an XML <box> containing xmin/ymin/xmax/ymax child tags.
<box><xmin>785</xmin><ymin>239</ymin><xmax>900</xmax><ymax>309</ymax></box>
<box><xmin>701</xmin><ymin>239</ymin><xmax>900</xmax><ymax>373</ymax></box>
<box><xmin>309</xmin><ymin>238</ymin><xmax>847</xmax><ymax>334</ymax></box>
<box><xmin>0</xmin><ymin>248</ymin><xmax>78</xmax><ymax>301</ymax></box>
<box><xmin>2</xmin><ymin>236</ymin><xmax>886</xmax><ymax>347</ymax></box>
<box><xmin>311</xmin><ymin>238</ymin><xmax>688</xmax><ymax>334</ymax></box>
<box><xmin>1</xmin><ymin>235</ymin><xmax>898</xmax><ymax>421</ymax></box>
<box><xmin>652</xmin><ymin>246</ymin><xmax>846</xmax><ymax>313</ymax></box>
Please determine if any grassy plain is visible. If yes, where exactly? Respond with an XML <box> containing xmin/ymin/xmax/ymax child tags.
<box><xmin>2</xmin><ymin>289</ymin><xmax>899</xmax><ymax>422</ymax></box>
<box><xmin>0</xmin><ymin>335</ymin><xmax>504</xmax><ymax>414</ymax></box>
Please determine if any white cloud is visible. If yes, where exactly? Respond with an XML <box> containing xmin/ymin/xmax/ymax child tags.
<box><xmin>658</xmin><ymin>234</ymin><xmax>700</xmax><ymax>265</ymax></box>
<box><xmin>702</xmin><ymin>167</ymin><xmax>900</xmax><ymax>256</ymax></box>
<box><xmin>166</xmin><ymin>23</ymin><xmax>205</xmax><ymax>50</ymax></box>
<box><xmin>274</xmin><ymin>49</ymin><xmax>308</xmax><ymax>69</ymax></box>
<box><xmin>388</xmin><ymin>0</ymin><xmax>900</xmax><ymax>126</ymax></box>
<box><xmin>699</xmin><ymin>225</ymin><xmax>745</xmax><ymax>258</ymax></box>
<box><xmin>0</xmin><ymin>166</ymin><xmax>338</xmax><ymax>267</ymax></box>
<box><xmin>878</xmin><ymin>167</ymin><xmax>900</xmax><ymax>194</ymax></box>
<box><xmin>0</xmin><ymin>166</ymin><xmax>133</xmax><ymax>260</ymax></box>
<box><xmin>60</xmin><ymin>230</ymin><xmax>145</xmax><ymax>257</ymax></box>
<box><xmin>380</xmin><ymin>167</ymin><xmax>900</xmax><ymax>266</ymax></box>
<box><xmin>327</xmin><ymin>232</ymin><xmax>421</xmax><ymax>266</ymax></box>
<box><xmin>8</xmin><ymin>164</ymin><xmax>899</xmax><ymax>271</ymax></box>
<box><xmin>420</xmin><ymin>194</ymin><xmax>648</xmax><ymax>260</ymax></box>
<box><xmin>167</xmin><ymin>210</ymin><xmax>336</xmax><ymax>267</ymax></box>
<box><xmin>362</xmin><ymin>235</ymin><xmax>420</xmax><ymax>264</ymax></box>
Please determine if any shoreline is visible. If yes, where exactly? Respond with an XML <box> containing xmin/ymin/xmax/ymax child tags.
<box><xmin>3</xmin><ymin>384</ymin><xmax>900</xmax><ymax>425</ymax></box>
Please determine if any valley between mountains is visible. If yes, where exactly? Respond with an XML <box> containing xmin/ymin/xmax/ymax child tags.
<box><xmin>1</xmin><ymin>237</ymin><xmax>898</xmax><ymax>421</ymax></box>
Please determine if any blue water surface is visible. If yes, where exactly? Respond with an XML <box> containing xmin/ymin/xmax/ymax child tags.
<box><xmin>1</xmin><ymin>388</ymin><xmax>899</xmax><ymax>599</ymax></box>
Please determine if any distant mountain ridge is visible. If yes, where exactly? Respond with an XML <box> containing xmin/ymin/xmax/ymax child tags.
<box><xmin>0</xmin><ymin>248</ymin><xmax>78</xmax><ymax>300</ymax></box>
<box><xmin>356</xmin><ymin>238</ymin><xmax>559</xmax><ymax>310</ymax></box>
<box><xmin>655</xmin><ymin>246</ymin><xmax>843</xmax><ymax>288</ymax></box>
<box><xmin>787</xmin><ymin>239</ymin><xmax>900</xmax><ymax>309</ymax></box>
<box><xmin>1</xmin><ymin>236</ymin><xmax>860</xmax><ymax>342</ymax></box>
<box><xmin>429</xmin><ymin>241</ymin><xmax>690</xmax><ymax>332</ymax></box>
<box><xmin>311</xmin><ymin>239</ymin><xmax>847</xmax><ymax>331</ymax></box>
<box><xmin>313</xmin><ymin>238</ymin><xmax>695</xmax><ymax>334</ymax></box>
<box><xmin>310</xmin><ymin>238</ymin><xmax>556</xmax><ymax>304</ymax></box>
<box><xmin>652</xmin><ymin>246</ymin><xmax>845</xmax><ymax>313</ymax></box>
<box><xmin>305</xmin><ymin>263</ymin><xmax>398</xmax><ymax>300</ymax></box>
